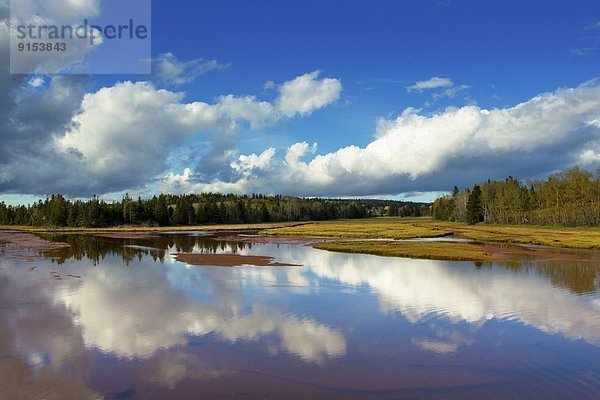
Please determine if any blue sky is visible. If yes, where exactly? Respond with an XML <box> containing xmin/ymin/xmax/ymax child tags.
<box><xmin>146</xmin><ymin>0</ymin><xmax>600</xmax><ymax>153</ymax></box>
<box><xmin>1</xmin><ymin>0</ymin><xmax>600</xmax><ymax>204</ymax></box>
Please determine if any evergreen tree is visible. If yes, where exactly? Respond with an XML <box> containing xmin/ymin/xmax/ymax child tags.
<box><xmin>466</xmin><ymin>185</ymin><xmax>484</xmax><ymax>224</ymax></box>
<box><xmin>173</xmin><ymin>198</ymin><xmax>190</xmax><ymax>225</ymax></box>
<box><xmin>152</xmin><ymin>197</ymin><xmax>169</xmax><ymax>226</ymax></box>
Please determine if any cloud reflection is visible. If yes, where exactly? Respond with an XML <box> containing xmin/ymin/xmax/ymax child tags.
<box><xmin>262</xmin><ymin>244</ymin><xmax>600</xmax><ymax>346</ymax></box>
<box><xmin>2</xmin><ymin>232</ymin><xmax>600</xmax><ymax>397</ymax></box>
<box><xmin>56</xmin><ymin>257</ymin><xmax>345</xmax><ymax>363</ymax></box>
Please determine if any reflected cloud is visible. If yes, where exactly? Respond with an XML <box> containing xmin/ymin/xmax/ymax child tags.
<box><xmin>3</xmin><ymin>230</ymin><xmax>600</xmax><ymax>399</ymax></box>
<box><xmin>411</xmin><ymin>324</ymin><xmax>475</xmax><ymax>354</ymax></box>
<box><xmin>142</xmin><ymin>352</ymin><xmax>229</xmax><ymax>389</ymax></box>
<box><xmin>0</xmin><ymin>262</ymin><xmax>101</xmax><ymax>400</ymax></box>
<box><xmin>55</xmin><ymin>256</ymin><xmax>345</xmax><ymax>363</ymax></box>
<box><xmin>272</xmin><ymin>245</ymin><xmax>600</xmax><ymax>346</ymax></box>
<box><xmin>412</xmin><ymin>339</ymin><xmax>459</xmax><ymax>354</ymax></box>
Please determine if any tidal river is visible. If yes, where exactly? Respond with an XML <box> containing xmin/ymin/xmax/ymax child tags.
<box><xmin>1</xmin><ymin>232</ymin><xmax>599</xmax><ymax>399</ymax></box>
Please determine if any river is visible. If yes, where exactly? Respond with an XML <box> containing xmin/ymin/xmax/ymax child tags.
<box><xmin>1</xmin><ymin>232</ymin><xmax>599</xmax><ymax>399</ymax></box>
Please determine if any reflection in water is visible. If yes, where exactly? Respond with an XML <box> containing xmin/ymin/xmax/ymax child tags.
<box><xmin>141</xmin><ymin>351</ymin><xmax>229</xmax><ymax>389</ymax></box>
<box><xmin>41</xmin><ymin>233</ymin><xmax>254</xmax><ymax>266</ymax></box>
<box><xmin>506</xmin><ymin>255</ymin><xmax>600</xmax><ymax>295</ymax></box>
<box><xmin>264</xmin><ymin>244</ymin><xmax>600</xmax><ymax>345</ymax></box>
<box><xmin>0</xmin><ymin>266</ymin><xmax>101</xmax><ymax>399</ymax></box>
<box><xmin>51</xmin><ymin>251</ymin><xmax>345</xmax><ymax>363</ymax></box>
<box><xmin>1</xmin><ymin>232</ymin><xmax>600</xmax><ymax>399</ymax></box>
<box><xmin>43</xmin><ymin>232</ymin><xmax>600</xmax><ymax>296</ymax></box>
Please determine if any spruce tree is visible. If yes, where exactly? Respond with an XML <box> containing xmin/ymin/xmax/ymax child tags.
<box><xmin>466</xmin><ymin>185</ymin><xmax>484</xmax><ymax>224</ymax></box>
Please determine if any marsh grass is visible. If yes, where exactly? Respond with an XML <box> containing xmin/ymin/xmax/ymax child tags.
<box><xmin>4</xmin><ymin>217</ymin><xmax>600</xmax><ymax>252</ymax></box>
<box><xmin>262</xmin><ymin>217</ymin><xmax>600</xmax><ymax>249</ymax></box>
<box><xmin>262</xmin><ymin>217</ymin><xmax>454</xmax><ymax>239</ymax></box>
<box><xmin>313</xmin><ymin>240</ymin><xmax>494</xmax><ymax>262</ymax></box>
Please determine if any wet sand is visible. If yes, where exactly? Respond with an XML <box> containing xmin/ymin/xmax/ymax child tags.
<box><xmin>174</xmin><ymin>253</ymin><xmax>301</xmax><ymax>267</ymax></box>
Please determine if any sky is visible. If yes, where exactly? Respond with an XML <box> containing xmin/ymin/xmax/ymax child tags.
<box><xmin>1</xmin><ymin>0</ymin><xmax>600</xmax><ymax>205</ymax></box>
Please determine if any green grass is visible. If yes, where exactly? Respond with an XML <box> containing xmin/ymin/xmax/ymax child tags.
<box><xmin>313</xmin><ymin>240</ymin><xmax>494</xmax><ymax>262</ymax></box>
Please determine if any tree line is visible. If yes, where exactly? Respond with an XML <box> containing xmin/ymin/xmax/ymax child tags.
<box><xmin>433</xmin><ymin>166</ymin><xmax>600</xmax><ymax>226</ymax></box>
<box><xmin>0</xmin><ymin>192</ymin><xmax>429</xmax><ymax>228</ymax></box>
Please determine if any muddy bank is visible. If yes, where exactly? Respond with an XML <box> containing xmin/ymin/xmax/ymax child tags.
<box><xmin>0</xmin><ymin>232</ymin><xmax>69</xmax><ymax>252</ymax></box>
<box><xmin>174</xmin><ymin>253</ymin><xmax>301</xmax><ymax>267</ymax></box>
<box><xmin>0</xmin><ymin>232</ymin><xmax>70</xmax><ymax>266</ymax></box>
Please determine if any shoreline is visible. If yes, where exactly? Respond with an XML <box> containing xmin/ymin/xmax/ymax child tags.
<box><xmin>0</xmin><ymin>221</ymin><xmax>311</xmax><ymax>234</ymax></box>
<box><xmin>2</xmin><ymin>217</ymin><xmax>600</xmax><ymax>263</ymax></box>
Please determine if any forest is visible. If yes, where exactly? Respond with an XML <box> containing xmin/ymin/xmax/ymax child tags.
<box><xmin>0</xmin><ymin>192</ymin><xmax>429</xmax><ymax>228</ymax></box>
<box><xmin>433</xmin><ymin>166</ymin><xmax>600</xmax><ymax>226</ymax></box>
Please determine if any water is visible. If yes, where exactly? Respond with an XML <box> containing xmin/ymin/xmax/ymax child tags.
<box><xmin>1</xmin><ymin>232</ymin><xmax>600</xmax><ymax>399</ymax></box>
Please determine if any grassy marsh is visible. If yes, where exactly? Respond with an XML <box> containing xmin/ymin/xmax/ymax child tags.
<box><xmin>261</xmin><ymin>217</ymin><xmax>600</xmax><ymax>250</ymax></box>
<box><xmin>313</xmin><ymin>240</ymin><xmax>494</xmax><ymax>262</ymax></box>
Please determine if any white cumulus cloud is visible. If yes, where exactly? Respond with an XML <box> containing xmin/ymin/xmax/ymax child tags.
<box><xmin>162</xmin><ymin>80</ymin><xmax>600</xmax><ymax>197</ymax></box>
<box><xmin>45</xmin><ymin>70</ymin><xmax>341</xmax><ymax>194</ymax></box>
<box><xmin>276</xmin><ymin>70</ymin><xmax>342</xmax><ymax>117</ymax></box>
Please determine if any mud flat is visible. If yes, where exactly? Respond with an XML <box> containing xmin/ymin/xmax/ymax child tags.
<box><xmin>0</xmin><ymin>232</ymin><xmax>69</xmax><ymax>252</ymax></box>
<box><xmin>174</xmin><ymin>253</ymin><xmax>301</xmax><ymax>267</ymax></box>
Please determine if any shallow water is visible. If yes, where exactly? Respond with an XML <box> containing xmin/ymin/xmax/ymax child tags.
<box><xmin>1</xmin><ymin>232</ymin><xmax>600</xmax><ymax>399</ymax></box>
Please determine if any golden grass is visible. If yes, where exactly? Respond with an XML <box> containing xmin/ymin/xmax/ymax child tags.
<box><xmin>261</xmin><ymin>217</ymin><xmax>453</xmax><ymax>239</ymax></box>
<box><xmin>313</xmin><ymin>240</ymin><xmax>494</xmax><ymax>262</ymax></box>
<box><xmin>4</xmin><ymin>217</ymin><xmax>600</xmax><ymax>251</ymax></box>
<box><xmin>261</xmin><ymin>217</ymin><xmax>600</xmax><ymax>249</ymax></box>
<box><xmin>419</xmin><ymin>220</ymin><xmax>600</xmax><ymax>249</ymax></box>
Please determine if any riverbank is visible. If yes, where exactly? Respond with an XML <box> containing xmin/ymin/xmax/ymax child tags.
<box><xmin>0</xmin><ymin>221</ymin><xmax>310</xmax><ymax>234</ymax></box>
<box><xmin>3</xmin><ymin>217</ymin><xmax>600</xmax><ymax>262</ymax></box>
<box><xmin>260</xmin><ymin>217</ymin><xmax>600</xmax><ymax>249</ymax></box>
<box><xmin>259</xmin><ymin>217</ymin><xmax>600</xmax><ymax>262</ymax></box>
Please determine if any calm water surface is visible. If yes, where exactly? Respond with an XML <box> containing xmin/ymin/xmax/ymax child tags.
<box><xmin>1</xmin><ymin>232</ymin><xmax>600</xmax><ymax>399</ymax></box>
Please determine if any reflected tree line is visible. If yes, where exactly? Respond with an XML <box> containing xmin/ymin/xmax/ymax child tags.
<box><xmin>42</xmin><ymin>234</ymin><xmax>255</xmax><ymax>266</ymax></box>
<box><xmin>433</xmin><ymin>166</ymin><xmax>600</xmax><ymax>226</ymax></box>
<box><xmin>476</xmin><ymin>257</ymin><xmax>600</xmax><ymax>295</ymax></box>
<box><xmin>40</xmin><ymin>232</ymin><xmax>600</xmax><ymax>296</ymax></box>
<box><xmin>0</xmin><ymin>193</ymin><xmax>429</xmax><ymax>228</ymax></box>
